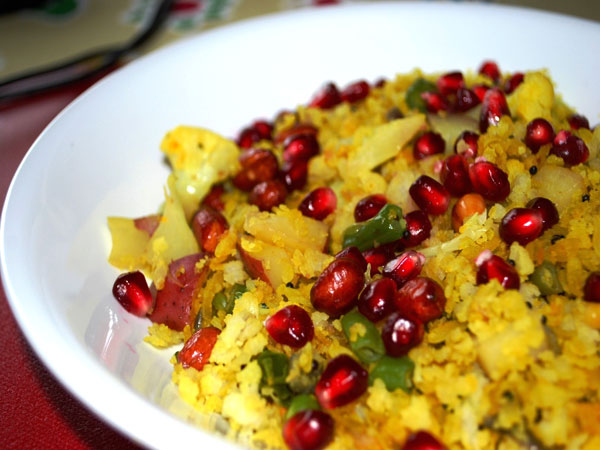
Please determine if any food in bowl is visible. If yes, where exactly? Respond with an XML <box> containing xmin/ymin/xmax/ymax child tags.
<box><xmin>108</xmin><ymin>61</ymin><xmax>600</xmax><ymax>449</ymax></box>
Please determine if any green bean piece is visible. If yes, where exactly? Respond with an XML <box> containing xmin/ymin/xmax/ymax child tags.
<box><xmin>342</xmin><ymin>204</ymin><xmax>406</xmax><ymax>251</ymax></box>
<box><xmin>369</xmin><ymin>356</ymin><xmax>415</xmax><ymax>392</ymax></box>
<box><xmin>212</xmin><ymin>292</ymin><xmax>228</xmax><ymax>314</ymax></box>
<box><xmin>529</xmin><ymin>261</ymin><xmax>562</xmax><ymax>296</ymax></box>
<box><xmin>405</xmin><ymin>78</ymin><xmax>437</xmax><ymax>112</ymax></box>
<box><xmin>341</xmin><ymin>310</ymin><xmax>385</xmax><ymax>364</ymax></box>
<box><xmin>256</xmin><ymin>349</ymin><xmax>292</xmax><ymax>405</ymax></box>
<box><xmin>285</xmin><ymin>394</ymin><xmax>321</xmax><ymax>420</ymax></box>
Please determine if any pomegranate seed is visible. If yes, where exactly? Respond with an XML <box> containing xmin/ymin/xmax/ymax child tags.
<box><xmin>310</xmin><ymin>258</ymin><xmax>365</xmax><ymax>317</ymax></box>
<box><xmin>480</xmin><ymin>87</ymin><xmax>510</xmax><ymax>133</ymax></box>
<box><xmin>236</xmin><ymin>127</ymin><xmax>261</xmax><ymax>149</ymax></box>
<box><xmin>437</xmin><ymin>71</ymin><xmax>464</xmax><ymax>96</ymax></box>
<box><xmin>526</xmin><ymin>197</ymin><xmax>559</xmax><ymax>231</ymax></box>
<box><xmin>335</xmin><ymin>246</ymin><xmax>368</xmax><ymax>273</ymax></box>
<box><xmin>550</xmin><ymin>134</ymin><xmax>589</xmax><ymax>166</ymax></box>
<box><xmin>201</xmin><ymin>184</ymin><xmax>225</xmax><ymax>211</ymax></box>
<box><xmin>341</xmin><ymin>80</ymin><xmax>370</xmax><ymax>103</ymax></box>
<box><xmin>310</xmin><ymin>82</ymin><xmax>342</xmax><ymax>109</ymax></box>
<box><xmin>191</xmin><ymin>206</ymin><xmax>229</xmax><ymax>253</ymax></box>
<box><xmin>283</xmin><ymin>134</ymin><xmax>320</xmax><ymax>165</ymax></box>
<box><xmin>409</xmin><ymin>175</ymin><xmax>451</xmax><ymax>215</ymax></box>
<box><xmin>233</xmin><ymin>148</ymin><xmax>279</xmax><ymax>191</ymax></box>
<box><xmin>283</xmin><ymin>410</ymin><xmax>334</xmax><ymax>450</ymax></box>
<box><xmin>479</xmin><ymin>60</ymin><xmax>501</xmax><ymax>83</ymax></box>
<box><xmin>499</xmin><ymin>207</ymin><xmax>544</xmax><ymax>246</ymax></box>
<box><xmin>315</xmin><ymin>354</ymin><xmax>368</xmax><ymax>409</ymax></box>
<box><xmin>381</xmin><ymin>312</ymin><xmax>424</xmax><ymax>357</ymax></box>
<box><xmin>451</xmin><ymin>193</ymin><xmax>486</xmax><ymax>232</ymax></box>
<box><xmin>468</xmin><ymin>160</ymin><xmax>510</xmax><ymax>202</ymax></box>
<box><xmin>362</xmin><ymin>244</ymin><xmax>396</xmax><ymax>276</ymax></box>
<box><xmin>249</xmin><ymin>180</ymin><xmax>287</xmax><ymax>211</ymax></box>
<box><xmin>400</xmin><ymin>210</ymin><xmax>432</xmax><ymax>247</ymax></box>
<box><xmin>299</xmin><ymin>187</ymin><xmax>337</xmax><ymax>221</ymax></box>
<box><xmin>584</xmin><ymin>272</ymin><xmax>600</xmax><ymax>303</ymax></box>
<box><xmin>374</xmin><ymin>78</ymin><xmax>387</xmax><ymax>88</ymax></box>
<box><xmin>281</xmin><ymin>160</ymin><xmax>308</xmax><ymax>191</ymax></box>
<box><xmin>472</xmin><ymin>84</ymin><xmax>490</xmax><ymax>102</ymax></box>
<box><xmin>402</xmin><ymin>430</ymin><xmax>446</xmax><ymax>450</ymax></box>
<box><xmin>567</xmin><ymin>114</ymin><xmax>590</xmax><ymax>130</ymax></box>
<box><xmin>357</xmin><ymin>278</ymin><xmax>397</xmax><ymax>322</ymax></box>
<box><xmin>525</xmin><ymin>118</ymin><xmax>555</xmax><ymax>153</ymax></box>
<box><xmin>554</xmin><ymin>129</ymin><xmax>571</xmax><ymax>145</ymax></box>
<box><xmin>275</xmin><ymin>123</ymin><xmax>318</xmax><ymax>145</ymax></box>
<box><xmin>112</xmin><ymin>271</ymin><xmax>153</xmax><ymax>316</ymax></box>
<box><xmin>440</xmin><ymin>154</ymin><xmax>472</xmax><ymax>197</ymax></box>
<box><xmin>413</xmin><ymin>132</ymin><xmax>446</xmax><ymax>160</ymax></box>
<box><xmin>354</xmin><ymin>194</ymin><xmax>387</xmax><ymax>222</ymax></box>
<box><xmin>252</xmin><ymin>120</ymin><xmax>273</xmax><ymax>140</ymax></box>
<box><xmin>178</xmin><ymin>326</ymin><xmax>221</xmax><ymax>371</ymax></box>
<box><xmin>503</xmin><ymin>72</ymin><xmax>524</xmax><ymax>94</ymax></box>
<box><xmin>421</xmin><ymin>91</ymin><xmax>450</xmax><ymax>113</ymax></box>
<box><xmin>454</xmin><ymin>88</ymin><xmax>481</xmax><ymax>112</ymax></box>
<box><xmin>265</xmin><ymin>305</ymin><xmax>314</xmax><ymax>348</ymax></box>
<box><xmin>454</xmin><ymin>130</ymin><xmax>479</xmax><ymax>159</ymax></box>
<box><xmin>394</xmin><ymin>277</ymin><xmax>446</xmax><ymax>324</ymax></box>
<box><xmin>383</xmin><ymin>250</ymin><xmax>426</xmax><ymax>288</ymax></box>
<box><xmin>475</xmin><ymin>250</ymin><xmax>520</xmax><ymax>289</ymax></box>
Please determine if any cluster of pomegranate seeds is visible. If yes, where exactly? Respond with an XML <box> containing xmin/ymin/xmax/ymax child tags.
<box><xmin>354</xmin><ymin>194</ymin><xmax>388</xmax><ymax>222</ymax></box>
<box><xmin>233</xmin><ymin>148</ymin><xmax>279</xmax><ymax>191</ymax></box>
<box><xmin>249</xmin><ymin>179</ymin><xmax>288</xmax><ymax>211</ymax></box>
<box><xmin>413</xmin><ymin>131</ymin><xmax>446</xmax><ymax>160</ymax></box>
<box><xmin>402</xmin><ymin>431</ymin><xmax>446</xmax><ymax>450</ymax></box>
<box><xmin>436</xmin><ymin>71</ymin><xmax>464</xmax><ymax>96</ymax></box>
<box><xmin>265</xmin><ymin>305</ymin><xmax>314</xmax><ymax>348</ymax></box>
<box><xmin>358</xmin><ymin>278</ymin><xmax>397</xmax><ymax>322</ymax></box>
<box><xmin>451</xmin><ymin>193</ymin><xmax>486</xmax><ymax>232</ymax></box>
<box><xmin>191</xmin><ymin>206</ymin><xmax>229</xmax><ymax>253</ymax></box>
<box><xmin>236</xmin><ymin>120</ymin><xmax>273</xmax><ymax>149</ymax></box>
<box><xmin>440</xmin><ymin>154</ymin><xmax>472</xmax><ymax>197</ymax></box>
<box><xmin>567</xmin><ymin>113</ymin><xmax>590</xmax><ymax>130</ymax></box>
<box><xmin>584</xmin><ymin>272</ymin><xmax>600</xmax><ymax>303</ymax></box>
<box><xmin>341</xmin><ymin>80</ymin><xmax>370</xmax><ymax>103</ymax></box>
<box><xmin>503</xmin><ymin>72</ymin><xmax>524</xmax><ymax>94</ymax></box>
<box><xmin>178</xmin><ymin>326</ymin><xmax>221</xmax><ymax>371</ymax></box>
<box><xmin>549</xmin><ymin>133</ymin><xmax>589</xmax><ymax>166</ymax></box>
<box><xmin>383</xmin><ymin>251</ymin><xmax>426</xmax><ymax>289</ymax></box>
<box><xmin>395</xmin><ymin>277</ymin><xmax>446</xmax><ymax>323</ymax></box>
<box><xmin>299</xmin><ymin>187</ymin><xmax>337</xmax><ymax>220</ymax></box>
<box><xmin>382</xmin><ymin>312</ymin><xmax>425</xmax><ymax>357</ymax></box>
<box><xmin>475</xmin><ymin>250</ymin><xmax>520</xmax><ymax>290</ymax></box>
<box><xmin>283</xmin><ymin>134</ymin><xmax>320</xmax><ymax>165</ymax></box>
<box><xmin>362</xmin><ymin>245</ymin><xmax>395</xmax><ymax>276</ymax></box>
<box><xmin>527</xmin><ymin>197</ymin><xmax>559</xmax><ymax>231</ymax></box>
<box><xmin>409</xmin><ymin>175</ymin><xmax>451</xmax><ymax>215</ymax></box>
<box><xmin>309</xmin><ymin>82</ymin><xmax>342</xmax><ymax>109</ymax></box>
<box><xmin>499</xmin><ymin>207</ymin><xmax>544</xmax><ymax>245</ymax></box>
<box><xmin>112</xmin><ymin>271</ymin><xmax>154</xmax><ymax>316</ymax></box>
<box><xmin>315</xmin><ymin>354</ymin><xmax>368</xmax><ymax>408</ymax></box>
<box><xmin>468</xmin><ymin>160</ymin><xmax>510</xmax><ymax>202</ymax></box>
<box><xmin>401</xmin><ymin>210</ymin><xmax>432</xmax><ymax>247</ymax></box>
<box><xmin>478</xmin><ymin>60</ymin><xmax>501</xmax><ymax>84</ymax></box>
<box><xmin>454</xmin><ymin>130</ymin><xmax>479</xmax><ymax>159</ymax></box>
<box><xmin>283</xmin><ymin>410</ymin><xmax>334</xmax><ymax>450</ymax></box>
<box><xmin>479</xmin><ymin>88</ymin><xmax>510</xmax><ymax>133</ymax></box>
<box><xmin>525</xmin><ymin>118</ymin><xmax>555</xmax><ymax>153</ymax></box>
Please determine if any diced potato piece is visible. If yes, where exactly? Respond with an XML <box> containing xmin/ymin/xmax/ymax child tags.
<box><xmin>532</xmin><ymin>165</ymin><xmax>584</xmax><ymax>213</ymax></box>
<box><xmin>508</xmin><ymin>71</ymin><xmax>554</xmax><ymax>122</ymax></box>
<box><xmin>107</xmin><ymin>217</ymin><xmax>150</xmax><ymax>271</ymax></box>
<box><xmin>238</xmin><ymin>236</ymin><xmax>295</xmax><ymax>288</ymax></box>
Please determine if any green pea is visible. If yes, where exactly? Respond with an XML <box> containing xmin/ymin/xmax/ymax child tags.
<box><xmin>529</xmin><ymin>261</ymin><xmax>562</xmax><ymax>296</ymax></box>
<box><xmin>405</xmin><ymin>78</ymin><xmax>437</xmax><ymax>112</ymax></box>
<box><xmin>342</xmin><ymin>204</ymin><xmax>406</xmax><ymax>251</ymax></box>
<box><xmin>341</xmin><ymin>310</ymin><xmax>385</xmax><ymax>364</ymax></box>
<box><xmin>285</xmin><ymin>394</ymin><xmax>321</xmax><ymax>420</ymax></box>
<box><xmin>369</xmin><ymin>356</ymin><xmax>415</xmax><ymax>393</ymax></box>
<box><xmin>212</xmin><ymin>292</ymin><xmax>228</xmax><ymax>314</ymax></box>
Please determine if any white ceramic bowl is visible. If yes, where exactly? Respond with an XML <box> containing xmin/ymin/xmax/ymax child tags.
<box><xmin>2</xmin><ymin>3</ymin><xmax>600</xmax><ymax>449</ymax></box>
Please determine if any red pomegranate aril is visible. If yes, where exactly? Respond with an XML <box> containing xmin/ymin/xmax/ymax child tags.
<box><xmin>468</xmin><ymin>160</ymin><xmax>510</xmax><ymax>202</ymax></box>
<box><xmin>525</xmin><ymin>118</ymin><xmax>555</xmax><ymax>153</ymax></box>
<box><xmin>178</xmin><ymin>326</ymin><xmax>221</xmax><ymax>371</ymax></box>
<box><xmin>402</xmin><ymin>430</ymin><xmax>446</xmax><ymax>450</ymax></box>
<box><xmin>499</xmin><ymin>207</ymin><xmax>544</xmax><ymax>246</ymax></box>
<box><xmin>413</xmin><ymin>132</ymin><xmax>446</xmax><ymax>160</ymax></box>
<box><xmin>283</xmin><ymin>134</ymin><xmax>320</xmax><ymax>165</ymax></box>
<box><xmin>394</xmin><ymin>277</ymin><xmax>446</xmax><ymax>324</ymax></box>
<box><xmin>315</xmin><ymin>354</ymin><xmax>368</xmax><ymax>409</ymax></box>
<box><xmin>112</xmin><ymin>271</ymin><xmax>154</xmax><ymax>316</ymax></box>
<box><xmin>362</xmin><ymin>244</ymin><xmax>395</xmax><ymax>276</ymax></box>
<box><xmin>252</xmin><ymin>120</ymin><xmax>273</xmax><ymax>140</ymax></box>
<box><xmin>421</xmin><ymin>91</ymin><xmax>450</xmax><ymax>113</ymax></box>
<box><xmin>265</xmin><ymin>305</ymin><xmax>314</xmax><ymax>348</ymax></box>
<box><xmin>299</xmin><ymin>187</ymin><xmax>337</xmax><ymax>221</ymax></box>
<box><xmin>336</xmin><ymin>246</ymin><xmax>368</xmax><ymax>273</ymax></box>
<box><xmin>472</xmin><ymin>84</ymin><xmax>490</xmax><ymax>102</ymax></box>
<box><xmin>310</xmin><ymin>258</ymin><xmax>365</xmax><ymax>318</ymax></box>
<box><xmin>567</xmin><ymin>113</ymin><xmax>590</xmax><ymax>130</ymax></box>
<box><xmin>310</xmin><ymin>82</ymin><xmax>342</xmax><ymax>109</ymax></box>
<box><xmin>454</xmin><ymin>88</ymin><xmax>481</xmax><ymax>112</ymax></box>
<box><xmin>354</xmin><ymin>194</ymin><xmax>387</xmax><ymax>222</ymax></box>
<box><xmin>358</xmin><ymin>278</ymin><xmax>397</xmax><ymax>322</ymax></box>
<box><xmin>249</xmin><ymin>180</ymin><xmax>287</xmax><ymax>211</ymax></box>
<box><xmin>440</xmin><ymin>154</ymin><xmax>472</xmax><ymax>197</ymax></box>
<box><xmin>527</xmin><ymin>197</ymin><xmax>559</xmax><ymax>231</ymax></box>
<box><xmin>479</xmin><ymin>60</ymin><xmax>501</xmax><ymax>83</ymax></box>
<box><xmin>503</xmin><ymin>72</ymin><xmax>524</xmax><ymax>94</ymax></box>
<box><xmin>201</xmin><ymin>184</ymin><xmax>225</xmax><ymax>211</ymax></box>
<box><xmin>437</xmin><ymin>71</ymin><xmax>464</xmax><ymax>96</ymax></box>
<box><xmin>236</xmin><ymin>127</ymin><xmax>261</xmax><ymax>149</ymax></box>
<box><xmin>409</xmin><ymin>175</ymin><xmax>451</xmax><ymax>215</ymax></box>
<box><xmin>554</xmin><ymin>129</ymin><xmax>571</xmax><ymax>145</ymax></box>
<box><xmin>374</xmin><ymin>78</ymin><xmax>387</xmax><ymax>88</ymax></box>
<box><xmin>400</xmin><ymin>210</ymin><xmax>432</xmax><ymax>247</ymax></box>
<box><xmin>283</xmin><ymin>410</ymin><xmax>334</xmax><ymax>450</ymax></box>
<box><xmin>480</xmin><ymin>87</ymin><xmax>510</xmax><ymax>133</ymax></box>
<box><xmin>550</xmin><ymin>134</ymin><xmax>589</xmax><ymax>166</ymax></box>
<box><xmin>454</xmin><ymin>130</ymin><xmax>479</xmax><ymax>159</ymax></box>
<box><xmin>275</xmin><ymin>123</ymin><xmax>318</xmax><ymax>145</ymax></box>
<box><xmin>341</xmin><ymin>80</ymin><xmax>370</xmax><ymax>103</ymax></box>
<box><xmin>192</xmin><ymin>206</ymin><xmax>229</xmax><ymax>253</ymax></box>
<box><xmin>281</xmin><ymin>160</ymin><xmax>308</xmax><ymax>191</ymax></box>
<box><xmin>584</xmin><ymin>272</ymin><xmax>600</xmax><ymax>303</ymax></box>
<box><xmin>382</xmin><ymin>312</ymin><xmax>424</xmax><ymax>357</ymax></box>
<box><xmin>475</xmin><ymin>250</ymin><xmax>520</xmax><ymax>290</ymax></box>
<box><xmin>383</xmin><ymin>250</ymin><xmax>426</xmax><ymax>289</ymax></box>
<box><xmin>233</xmin><ymin>148</ymin><xmax>279</xmax><ymax>191</ymax></box>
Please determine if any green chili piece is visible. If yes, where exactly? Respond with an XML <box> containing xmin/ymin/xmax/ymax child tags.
<box><xmin>406</xmin><ymin>78</ymin><xmax>437</xmax><ymax>112</ymax></box>
<box><xmin>341</xmin><ymin>310</ymin><xmax>385</xmax><ymax>363</ymax></box>
<box><xmin>285</xmin><ymin>394</ymin><xmax>321</xmax><ymax>420</ymax></box>
<box><xmin>369</xmin><ymin>356</ymin><xmax>415</xmax><ymax>392</ymax></box>
<box><xmin>529</xmin><ymin>261</ymin><xmax>562</xmax><ymax>296</ymax></box>
<box><xmin>212</xmin><ymin>292</ymin><xmax>228</xmax><ymax>314</ymax></box>
<box><xmin>256</xmin><ymin>349</ymin><xmax>292</xmax><ymax>405</ymax></box>
<box><xmin>342</xmin><ymin>204</ymin><xmax>406</xmax><ymax>251</ymax></box>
